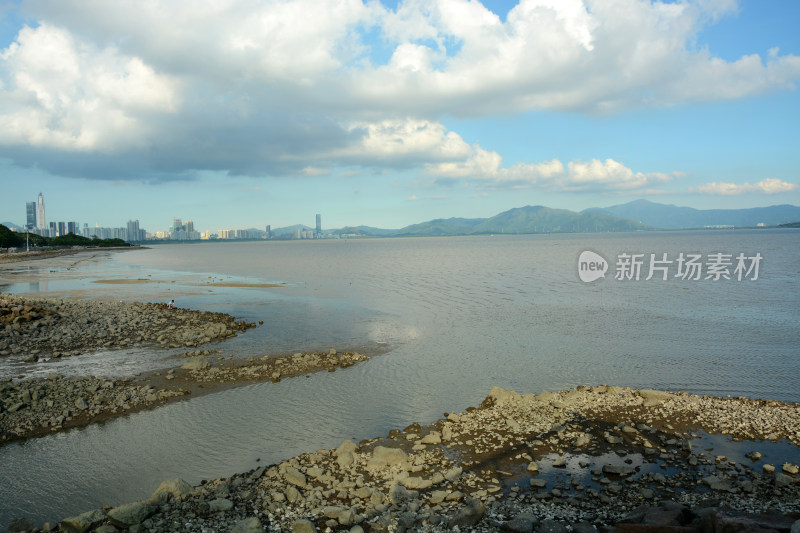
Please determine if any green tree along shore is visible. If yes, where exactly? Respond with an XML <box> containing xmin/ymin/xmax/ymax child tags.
<box><xmin>0</xmin><ymin>224</ymin><xmax>130</xmax><ymax>249</ymax></box>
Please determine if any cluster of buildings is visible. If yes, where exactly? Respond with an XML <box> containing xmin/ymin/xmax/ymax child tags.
<box><xmin>22</xmin><ymin>193</ymin><xmax>146</xmax><ymax>242</ymax></box>
<box><xmin>18</xmin><ymin>194</ymin><xmax>332</xmax><ymax>242</ymax></box>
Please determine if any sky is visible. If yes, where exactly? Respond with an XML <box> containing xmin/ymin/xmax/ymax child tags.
<box><xmin>0</xmin><ymin>0</ymin><xmax>799</xmax><ymax>233</ymax></box>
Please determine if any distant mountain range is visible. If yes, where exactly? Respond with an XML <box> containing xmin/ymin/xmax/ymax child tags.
<box><xmin>584</xmin><ymin>199</ymin><xmax>800</xmax><ymax>229</ymax></box>
<box><xmin>302</xmin><ymin>201</ymin><xmax>800</xmax><ymax>237</ymax></box>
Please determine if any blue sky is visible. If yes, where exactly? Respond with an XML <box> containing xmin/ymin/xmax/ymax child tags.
<box><xmin>0</xmin><ymin>0</ymin><xmax>798</xmax><ymax>233</ymax></box>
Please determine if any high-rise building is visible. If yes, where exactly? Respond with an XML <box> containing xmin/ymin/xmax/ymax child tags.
<box><xmin>25</xmin><ymin>202</ymin><xmax>36</xmax><ymax>230</ymax></box>
<box><xmin>67</xmin><ymin>222</ymin><xmax>78</xmax><ymax>235</ymax></box>
<box><xmin>37</xmin><ymin>192</ymin><xmax>45</xmax><ymax>229</ymax></box>
<box><xmin>49</xmin><ymin>221</ymin><xmax>56</xmax><ymax>237</ymax></box>
<box><xmin>57</xmin><ymin>222</ymin><xmax>66</xmax><ymax>237</ymax></box>
<box><xmin>126</xmin><ymin>220</ymin><xmax>141</xmax><ymax>242</ymax></box>
<box><xmin>265</xmin><ymin>225</ymin><xmax>271</xmax><ymax>239</ymax></box>
<box><xmin>315</xmin><ymin>214</ymin><xmax>321</xmax><ymax>237</ymax></box>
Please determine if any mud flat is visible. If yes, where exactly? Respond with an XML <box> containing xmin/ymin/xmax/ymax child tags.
<box><xmin>17</xmin><ymin>386</ymin><xmax>798</xmax><ymax>533</ymax></box>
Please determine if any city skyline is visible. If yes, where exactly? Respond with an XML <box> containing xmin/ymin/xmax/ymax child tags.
<box><xmin>0</xmin><ymin>0</ymin><xmax>799</xmax><ymax>230</ymax></box>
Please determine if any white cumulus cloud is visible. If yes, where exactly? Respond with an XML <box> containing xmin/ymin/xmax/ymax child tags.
<box><xmin>691</xmin><ymin>178</ymin><xmax>798</xmax><ymax>195</ymax></box>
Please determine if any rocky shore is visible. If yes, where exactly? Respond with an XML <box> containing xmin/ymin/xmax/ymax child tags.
<box><xmin>0</xmin><ymin>293</ymin><xmax>257</xmax><ymax>358</ymax></box>
<box><xmin>1</xmin><ymin>349</ymin><xmax>370</xmax><ymax>443</ymax></box>
<box><xmin>12</xmin><ymin>386</ymin><xmax>797</xmax><ymax>533</ymax></box>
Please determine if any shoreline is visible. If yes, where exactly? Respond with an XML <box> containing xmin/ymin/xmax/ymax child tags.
<box><xmin>0</xmin><ymin>246</ymin><xmax>142</xmax><ymax>265</ymax></box>
<box><xmin>15</xmin><ymin>385</ymin><xmax>799</xmax><ymax>533</ymax></box>
<box><xmin>0</xmin><ymin>349</ymin><xmax>370</xmax><ymax>444</ymax></box>
<box><xmin>1</xmin><ymin>291</ymin><xmax>372</xmax><ymax>444</ymax></box>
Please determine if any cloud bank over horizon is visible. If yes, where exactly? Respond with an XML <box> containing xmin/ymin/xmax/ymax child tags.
<box><xmin>0</xmin><ymin>0</ymin><xmax>798</xmax><ymax>200</ymax></box>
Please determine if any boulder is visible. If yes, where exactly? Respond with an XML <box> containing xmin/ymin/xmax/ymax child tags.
<box><xmin>603</xmin><ymin>464</ymin><xmax>636</xmax><ymax>477</ymax></box>
<box><xmin>501</xmin><ymin>514</ymin><xmax>537</xmax><ymax>533</ymax></box>
<box><xmin>107</xmin><ymin>501</ymin><xmax>157</xmax><ymax>527</ymax></box>
<box><xmin>448</xmin><ymin>498</ymin><xmax>486</xmax><ymax>529</ymax></box>
<box><xmin>487</xmin><ymin>387</ymin><xmax>522</xmax><ymax>406</ymax></box>
<box><xmin>208</xmin><ymin>498</ymin><xmax>233</xmax><ymax>512</ymax></box>
<box><xmin>229</xmin><ymin>517</ymin><xmax>263</xmax><ymax>533</ymax></box>
<box><xmin>334</xmin><ymin>440</ymin><xmax>358</xmax><ymax>457</ymax></box>
<box><xmin>420</xmin><ymin>431</ymin><xmax>442</xmax><ymax>444</ymax></box>
<box><xmin>147</xmin><ymin>478</ymin><xmax>194</xmax><ymax>504</ymax></box>
<box><xmin>366</xmin><ymin>446</ymin><xmax>407</xmax><ymax>471</ymax></box>
<box><xmin>444</xmin><ymin>466</ymin><xmax>463</xmax><ymax>481</ymax></box>
<box><xmin>59</xmin><ymin>509</ymin><xmax>107</xmax><ymax>533</ymax></box>
<box><xmin>284</xmin><ymin>466</ymin><xmax>308</xmax><ymax>488</ymax></box>
<box><xmin>292</xmin><ymin>519</ymin><xmax>318</xmax><ymax>533</ymax></box>
<box><xmin>539</xmin><ymin>519</ymin><xmax>569</xmax><ymax>533</ymax></box>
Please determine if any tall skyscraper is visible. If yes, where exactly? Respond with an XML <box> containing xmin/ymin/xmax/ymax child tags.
<box><xmin>67</xmin><ymin>222</ymin><xmax>78</xmax><ymax>235</ymax></box>
<box><xmin>265</xmin><ymin>225</ymin><xmax>271</xmax><ymax>239</ymax></box>
<box><xmin>37</xmin><ymin>192</ymin><xmax>45</xmax><ymax>229</ymax></box>
<box><xmin>126</xmin><ymin>220</ymin><xmax>140</xmax><ymax>242</ymax></box>
<box><xmin>57</xmin><ymin>221</ymin><xmax>66</xmax><ymax>237</ymax></box>
<box><xmin>315</xmin><ymin>214</ymin><xmax>321</xmax><ymax>237</ymax></box>
<box><xmin>25</xmin><ymin>202</ymin><xmax>36</xmax><ymax>230</ymax></box>
<box><xmin>186</xmin><ymin>220</ymin><xmax>194</xmax><ymax>233</ymax></box>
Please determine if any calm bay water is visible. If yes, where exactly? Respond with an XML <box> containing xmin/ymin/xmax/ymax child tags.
<box><xmin>1</xmin><ymin>231</ymin><xmax>799</xmax><ymax>526</ymax></box>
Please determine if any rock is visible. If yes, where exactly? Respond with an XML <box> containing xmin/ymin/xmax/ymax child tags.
<box><xmin>349</xmin><ymin>526</ymin><xmax>365</xmax><ymax>533</ymax></box>
<box><xmin>389</xmin><ymin>483</ymin><xmax>417</xmax><ymax>505</ymax></box>
<box><xmin>448</xmin><ymin>497</ymin><xmax>486</xmax><ymax>529</ymax></box>
<box><xmin>701</xmin><ymin>475</ymin><xmax>732</xmax><ymax>491</ymax></box>
<box><xmin>95</xmin><ymin>525</ymin><xmax>116</xmax><ymax>533</ymax></box>
<box><xmin>400</xmin><ymin>475</ymin><xmax>432</xmax><ymax>490</ymax></box>
<box><xmin>783</xmin><ymin>463</ymin><xmax>799</xmax><ymax>475</ymax></box>
<box><xmin>712</xmin><ymin>507</ymin><xmax>797</xmax><ymax>533</ymax></box>
<box><xmin>366</xmin><ymin>446</ymin><xmax>407</xmax><ymax>471</ymax></box>
<box><xmin>791</xmin><ymin>519</ymin><xmax>800</xmax><ymax>533</ymax></box>
<box><xmin>107</xmin><ymin>502</ymin><xmax>157</xmax><ymax>527</ymax></box>
<box><xmin>603</xmin><ymin>464</ymin><xmax>636</xmax><ymax>477</ymax></box>
<box><xmin>334</xmin><ymin>440</ymin><xmax>358</xmax><ymax>457</ymax></box>
<box><xmin>420</xmin><ymin>431</ymin><xmax>442</xmax><ymax>444</ymax></box>
<box><xmin>573</xmin><ymin>522</ymin><xmax>599</xmax><ymax>533</ymax></box>
<box><xmin>539</xmin><ymin>519</ymin><xmax>569</xmax><ymax>533</ymax></box>
<box><xmin>284</xmin><ymin>466</ymin><xmax>308</xmax><ymax>488</ymax></box>
<box><xmin>501</xmin><ymin>514</ymin><xmax>537</xmax><ymax>533</ymax></box>
<box><xmin>229</xmin><ymin>517</ymin><xmax>262</xmax><ymax>533</ymax></box>
<box><xmin>8</xmin><ymin>518</ymin><xmax>34</xmax><ymax>533</ymax></box>
<box><xmin>291</xmin><ymin>519</ymin><xmax>317</xmax><ymax>533</ymax></box>
<box><xmin>147</xmin><ymin>478</ymin><xmax>194</xmax><ymax>504</ymax></box>
<box><xmin>444</xmin><ymin>466</ymin><xmax>463</xmax><ymax>481</ymax></box>
<box><xmin>208</xmin><ymin>498</ymin><xmax>234</xmax><ymax>512</ymax></box>
<box><xmin>487</xmin><ymin>386</ymin><xmax>522</xmax><ymax>406</ymax></box>
<box><xmin>429</xmin><ymin>490</ymin><xmax>448</xmax><ymax>504</ymax></box>
<box><xmin>181</xmin><ymin>357</ymin><xmax>209</xmax><ymax>370</ymax></box>
<box><xmin>74</xmin><ymin>397</ymin><xmax>89</xmax><ymax>410</ymax></box>
<box><xmin>337</xmin><ymin>451</ymin><xmax>355</xmax><ymax>467</ymax></box>
<box><xmin>59</xmin><ymin>509</ymin><xmax>107</xmax><ymax>533</ymax></box>
<box><xmin>527</xmin><ymin>462</ymin><xmax>539</xmax><ymax>472</ymax></box>
<box><xmin>286</xmin><ymin>485</ymin><xmax>302</xmax><ymax>503</ymax></box>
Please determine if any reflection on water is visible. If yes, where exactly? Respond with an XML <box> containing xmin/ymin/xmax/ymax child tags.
<box><xmin>1</xmin><ymin>231</ymin><xmax>799</xmax><ymax>526</ymax></box>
